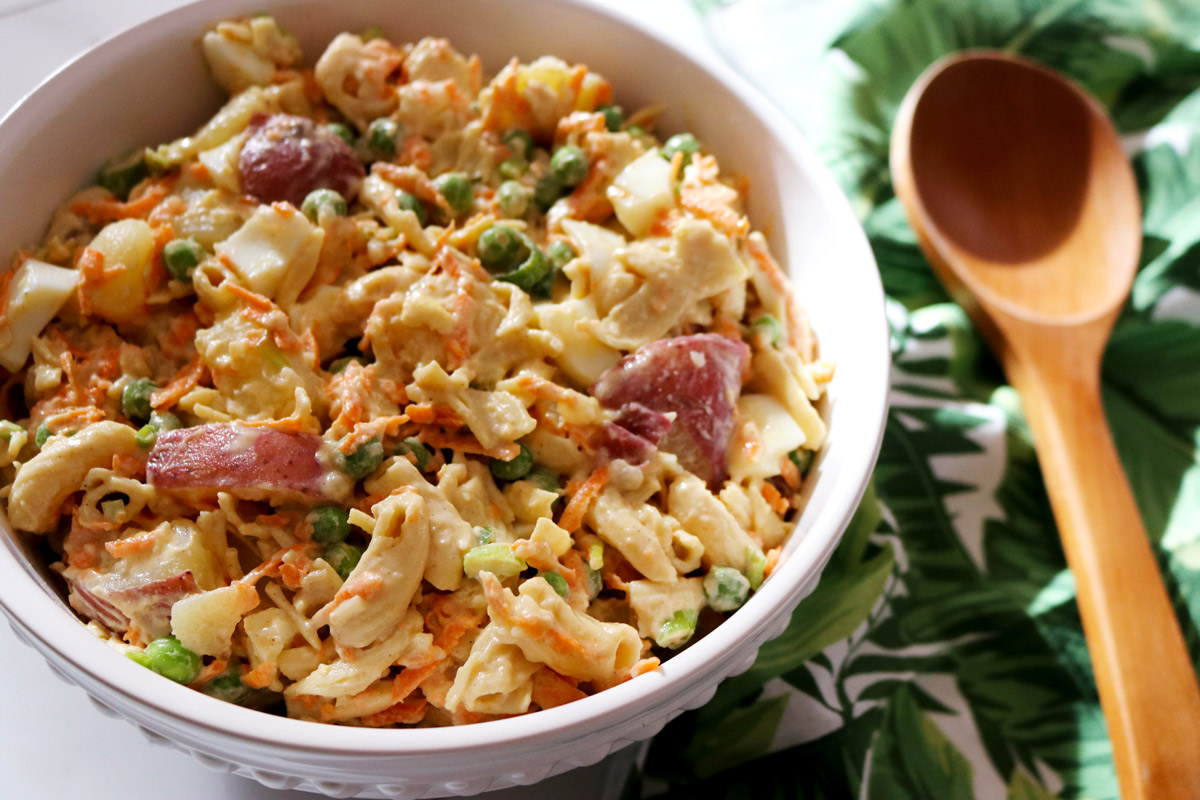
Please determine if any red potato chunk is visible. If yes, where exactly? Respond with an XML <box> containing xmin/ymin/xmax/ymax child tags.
<box><xmin>238</xmin><ymin>113</ymin><xmax>365</xmax><ymax>206</ymax></box>
<box><xmin>67</xmin><ymin>571</ymin><xmax>199</xmax><ymax>639</ymax></box>
<box><xmin>148</xmin><ymin>423</ymin><xmax>335</xmax><ymax>502</ymax></box>
<box><xmin>593</xmin><ymin>334</ymin><xmax>749</xmax><ymax>486</ymax></box>
<box><xmin>593</xmin><ymin>403</ymin><xmax>673</xmax><ymax>467</ymax></box>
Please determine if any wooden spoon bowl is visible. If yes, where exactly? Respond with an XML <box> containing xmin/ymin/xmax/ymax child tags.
<box><xmin>892</xmin><ymin>51</ymin><xmax>1200</xmax><ymax>799</ymax></box>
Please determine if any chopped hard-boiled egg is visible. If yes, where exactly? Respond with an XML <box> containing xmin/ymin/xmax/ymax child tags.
<box><xmin>534</xmin><ymin>296</ymin><xmax>622</xmax><ymax>386</ymax></box>
<box><xmin>607</xmin><ymin>148</ymin><xmax>675</xmax><ymax>238</ymax></box>
<box><xmin>215</xmin><ymin>203</ymin><xmax>323</xmax><ymax>306</ymax></box>
<box><xmin>729</xmin><ymin>393</ymin><xmax>807</xmax><ymax>480</ymax></box>
<box><xmin>0</xmin><ymin>259</ymin><xmax>79</xmax><ymax>371</ymax></box>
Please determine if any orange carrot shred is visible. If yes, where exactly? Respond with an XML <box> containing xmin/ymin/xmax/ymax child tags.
<box><xmin>558</xmin><ymin>465</ymin><xmax>609</xmax><ymax>533</ymax></box>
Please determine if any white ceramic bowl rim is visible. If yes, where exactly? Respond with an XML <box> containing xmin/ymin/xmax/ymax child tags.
<box><xmin>0</xmin><ymin>0</ymin><xmax>890</xmax><ymax>759</ymax></box>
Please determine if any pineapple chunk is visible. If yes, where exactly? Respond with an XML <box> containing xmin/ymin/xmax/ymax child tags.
<box><xmin>0</xmin><ymin>259</ymin><xmax>78</xmax><ymax>371</ymax></box>
<box><xmin>607</xmin><ymin>148</ymin><xmax>675</xmax><ymax>238</ymax></box>
<box><xmin>215</xmin><ymin>204</ymin><xmax>323</xmax><ymax>306</ymax></box>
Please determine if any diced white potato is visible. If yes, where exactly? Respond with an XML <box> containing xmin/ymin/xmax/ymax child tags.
<box><xmin>215</xmin><ymin>204</ymin><xmax>324</xmax><ymax>306</ymax></box>
<box><xmin>729</xmin><ymin>394</ymin><xmax>806</xmax><ymax>481</ymax></box>
<box><xmin>197</xmin><ymin>133</ymin><xmax>245</xmax><ymax>194</ymax></box>
<box><xmin>170</xmin><ymin>583</ymin><xmax>259</xmax><ymax>656</ymax></box>
<box><xmin>0</xmin><ymin>259</ymin><xmax>77</xmax><ymax>371</ymax></box>
<box><xmin>83</xmin><ymin>219</ymin><xmax>155</xmax><ymax>325</ymax></box>
<box><xmin>534</xmin><ymin>297</ymin><xmax>622</xmax><ymax>387</ymax></box>
<box><xmin>607</xmin><ymin>148</ymin><xmax>675</xmax><ymax>237</ymax></box>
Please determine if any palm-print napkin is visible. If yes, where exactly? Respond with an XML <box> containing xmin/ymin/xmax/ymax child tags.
<box><xmin>637</xmin><ymin>2</ymin><xmax>1200</xmax><ymax>797</ymax></box>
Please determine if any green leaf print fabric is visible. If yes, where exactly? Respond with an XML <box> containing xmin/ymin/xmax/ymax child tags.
<box><xmin>638</xmin><ymin>1</ymin><xmax>1200</xmax><ymax>797</ymax></box>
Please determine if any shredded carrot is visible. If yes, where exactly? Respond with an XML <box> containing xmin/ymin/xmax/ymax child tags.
<box><xmin>531</xmin><ymin>668</ymin><xmax>587</xmax><ymax>709</ymax></box>
<box><xmin>404</xmin><ymin>402</ymin><xmax>463</xmax><ymax>428</ymax></box>
<box><xmin>361</xmin><ymin>697</ymin><xmax>428</xmax><ymax>727</ymax></box>
<box><xmin>418</xmin><ymin>428</ymin><xmax>519</xmax><ymax>461</ymax></box>
<box><xmin>372</xmin><ymin>163</ymin><xmax>450</xmax><ymax>212</ymax></box>
<box><xmin>70</xmin><ymin>175</ymin><xmax>176</xmax><ymax>224</ymax></box>
<box><xmin>746</xmin><ymin>234</ymin><xmax>790</xmax><ymax>297</ymax></box>
<box><xmin>225</xmin><ymin>282</ymin><xmax>275</xmax><ymax>311</ymax></box>
<box><xmin>0</xmin><ymin>270</ymin><xmax>12</xmax><ymax>327</ymax></box>
<box><xmin>558</xmin><ymin>465</ymin><xmax>609</xmax><ymax>533</ymax></box>
<box><xmin>241</xmin><ymin>661</ymin><xmax>275</xmax><ymax>690</ymax></box>
<box><xmin>400</xmin><ymin>135</ymin><xmax>433</xmax><ymax>171</ymax></box>
<box><xmin>389</xmin><ymin>661</ymin><xmax>442</xmax><ymax>705</ymax></box>
<box><xmin>112</xmin><ymin>452</ymin><xmax>145</xmax><ymax>478</ymax></box>
<box><xmin>761</xmin><ymin>481</ymin><xmax>790</xmax><ymax>516</ymax></box>
<box><xmin>104</xmin><ymin>531</ymin><xmax>157</xmax><ymax>558</ymax></box>
<box><xmin>779</xmin><ymin>453</ymin><xmax>801</xmax><ymax>490</ymax></box>
<box><xmin>191</xmin><ymin>658</ymin><xmax>229</xmax><ymax>688</ymax></box>
<box><xmin>763</xmin><ymin>546</ymin><xmax>783</xmax><ymax>579</ymax></box>
<box><xmin>340</xmin><ymin>572</ymin><xmax>384</xmax><ymax>601</ymax></box>
<box><xmin>336</xmin><ymin>415</ymin><xmax>409</xmax><ymax>454</ymax></box>
<box><xmin>150</xmin><ymin>352</ymin><xmax>206</xmax><ymax>410</ymax></box>
<box><xmin>237</xmin><ymin>543</ymin><xmax>314</xmax><ymax>586</ymax></box>
<box><xmin>630</xmin><ymin>657</ymin><xmax>661</xmax><ymax>677</ymax></box>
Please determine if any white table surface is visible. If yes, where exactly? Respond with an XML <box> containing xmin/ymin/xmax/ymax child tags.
<box><xmin>0</xmin><ymin>1</ymin><xmax>719</xmax><ymax>797</ymax></box>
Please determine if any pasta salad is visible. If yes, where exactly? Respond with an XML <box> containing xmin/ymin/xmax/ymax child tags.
<box><xmin>0</xmin><ymin>16</ymin><xmax>832</xmax><ymax>726</ymax></box>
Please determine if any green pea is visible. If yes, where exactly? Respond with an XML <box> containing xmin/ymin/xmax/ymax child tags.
<box><xmin>490</xmin><ymin>441</ymin><xmax>534</xmax><ymax>481</ymax></box>
<box><xmin>135</xmin><ymin>423</ymin><xmax>158</xmax><ymax>449</ymax></box>
<box><xmin>745</xmin><ymin>547</ymin><xmax>767</xmax><ymax>591</ymax></box>
<box><xmin>656</xmin><ymin>608</ymin><xmax>699</xmax><ymax>649</ymax></box>
<box><xmin>127</xmin><ymin>635</ymin><xmax>202</xmax><ymax>684</ymax></box>
<box><xmin>788</xmin><ymin>447</ymin><xmax>814</xmax><ymax>476</ymax></box>
<box><xmin>434</xmin><ymin>172</ymin><xmax>474</xmax><ymax>215</ymax></box>
<box><xmin>121</xmin><ymin>377</ymin><xmax>157</xmax><ymax>422</ymax></box>
<box><xmin>341</xmin><ymin>438</ymin><xmax>384</xmax><ymax>481</ymax></box>
<box><xmin>525</xmin><ymin>466</ymin><xmax>562</xmax><ymax>494</ymax></box>
<box><xmin>496</xmin><ymin>180</ymin><xmax>530</xmax><ymax>218</ymax></box>
<box><xmin>541</xmin><ymin>571</ymin><xmax>569</xmax><ymax>598</ymax></box>
<box><xmin>502</xmin><ymin>129</ymin><xmax>535</xmax><ymax>160</ymax></box>
<box><xmin>474</xmin><ymin>525</ymin><xmax>495</xmax><ymax>545</ymax></box>
<box><xmin>97</xmin><ymin>149</ymin><xmax>149</xmax><ymax>201</ymax></box>
<box><xmin>151</xmin><ymin>411</ymin><xmax>182</xmax><ymax>432</ymax></box>
<box><xmin>395</xmin><ymin>190</ymin><xmax>428</xmax><ymax>226</ymax></box>
<box><xmin>533</xmin><ymin>174</ymin><xmax>564</xmax><ymax>211</ymax></box>
<box><xmin>309</xmin><ymin>504</ymin><xmax>351</xmax><ymax>544</ymax></box>
<box><xmin>549</xmin><ymin>144</ymin><xmax>588</xmax><ymax>187</ymax></box>
<box><xmin>477</xmin><ymin>225</ymin><xmax>529</xmax><ymax>273</ymax></box>
<box><xmin>329</xmin><ymin>355</ymin><xmax>366</xmax><ymax>374</ymax></box>
<box><xmin>704</xmin><ymin>566</ymin><xmax>751</xmax><ymax>612</ymax></box>
<box><xmin>327</xmin><ymin>122</ymin><xmax>356</xmax><ymax>146</ymax></box>
<box><xmin>324</xmin><ymin>541</ymin><xmax>363</xmax><ymax>580</ymax></box>
<box><xmin>395</xmin><ymin>437</ymin><xmax>432</xmax><ymax>471</ymax></box>
<box><xmin>751</xmin><ymin>314</ymin><xmax>784</xmax><ymax>347</ymax></box>
<box><xmin>497</xmin><ymin>156</ymin><xmax>528</xmax><ymax>181</ymax></box>
<box><xmin>301</xmin><ymin>188</ymin><xmax>348</xmax><ymax>223</ymax></box>
<box><xmin>0</xmin><ymin>420</ymin><xmax>23</xmax><ymax>441</ymax></box>
<box><xmin>597</xmin><ymin>104</ymin><xmax>623</xmax><ymax>132</ymax></box>
<box><xmin>34</xmin><ymin>422</ymin><xmax>50</xmax><ymax>448</ymax></box>
<box><xmin>162</xmin><ymin>238</ymin><xmax>205</xmax><ymax>282</ymax></box>
<box><xmin>546</xmin><ymin>241</ymin><xmax>577</xmax><ymax>269</ymax></box>
<box><xmin>662</xmin><ymin>132</ymin><xmax>700</xmax><ymax>162</ymax></box>
<box><xmin>463</xmin><ymin>543</ymin><xmax>525</xmax><ymax>580</ymax></box>
<box><xmin>367</xmin><ymin>118</ymin><xmax>400</xmax><ymax>157</ymax></box>
<box><xmin>497</xmin><ymin>245</ymin><xmax>554</xmax><ymax>298</ymax></box>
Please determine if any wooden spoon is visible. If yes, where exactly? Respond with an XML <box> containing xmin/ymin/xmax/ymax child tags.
<box><xmin>891</xmin><ymin>51</ymin><xmax>1200</xmax><ymax>798</ymax></box>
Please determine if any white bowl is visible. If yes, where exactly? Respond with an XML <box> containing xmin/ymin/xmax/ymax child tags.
<box><xmin>0</xmin><ymin>0</ymin><xmax>889</xmax><ymax>796</ymax></box>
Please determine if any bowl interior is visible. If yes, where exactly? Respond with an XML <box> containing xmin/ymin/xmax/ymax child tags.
<box><xmin>0</xmin><ymin>0</ymin><xmax>888</xmax><ymax>756</ymax></box>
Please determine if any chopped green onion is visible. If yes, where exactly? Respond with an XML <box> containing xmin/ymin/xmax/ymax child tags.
<box><xmin>497</xmin><ymin>156</ymin><xmax>528</xmax><ymax>181</ymax></box>
<box><xmin>367</xmin><ymin>118</ymin><xmax>400</xmax><ymax>157</ymax></box>
<box><xmin>546</xmin><ymin>241</ymin><xmax>577</xmax><ymax>269</ymax></box>
<box><xmin>97</xmin><ymin>150</ymin><xmax>149</xmax><ymax>201</ymax></box>
<box><xmin>301</xmin><ymin>188</ymin><xmax>348</xmax><ymax>223</ymax></box>
<box><xmin>135</xmin><ymin>423</ymin><xmax>158</xmax><ymax>449</ymax></box>
<box><xmin>549</xmin><ymin>144</ymin><xmax>588</xmax><ymax>187</ymax></box>
<box><xmin>324</xmin><ymin>541</ymin><xmax>363</xmax><ymax>580</ymax></box>
<box><xmin>490</xmin><ymin>441</ymin><xmax>534</xmax><ymax>481</ymax></box>
<box><xmin>0</xmin><ymin>420</ymin><xmax>23</xmax><ymax>441</ymax></box>
<box><xmin>502</xmin><ymin>129</ymin><xmax>535</xmax><ymax>160</ymax></box>
<box><xmin>745</xmin><ymin>547</ymin><xmax>767</xmax><ymax>591</ymax></box>
<box><xmin>463</xmin><ymin>543</ymin><xmax>525</xmax><ymax>580</ymax></box>
<box><xmin>395</xmin><ymin>437</ymin><xmax>432</xmax><ymax>471</ymax></box>
<box><xmin>202</xmin><ymin>665</ymin><xmax>278</xmax><ymax>708</ymax></box>
<box><xmin>477</xmin><ymin>225</ymin><xmax>529</xmax><ymax>273</ymax></box>
<box><xmin>474</xmin><ymin>525</ymin><xmax>495</xmax><ymax>546</ymax></box>
<box><xmin>583</xmin><ymin>563</ymin><xmax>603</xmax><ymax>600</ymax></box>
<box><xmin>588</xmin><ymin>542</ymin><xmax>604</xmax><ymax>571</ymax></box>
<box><xmin>597</xmin><ymin>104</ymin><xmax>623</xmax><ymax>132</ymax></box>
<box><xmin>100</xmin><ymin>498</ymin><xmax>126</xmax><ymax>522</ymax></box>
<box><xmin>121</xmin><ymin>377</ymin><xmax>157</xmax><ymax>422</ymax></box>
<box><xmin>329</xmin><ymin>355</ymin><xmax>366</xmax><ymax>374</ymax></box>
<box><xmin>627</xmin><ymin>124</ymin><xmax>645</xmax><ymax>137</ymax></box>
<box><xmin>257</xmin><ymin>342</ymin><xmax>290</xmax><ymax>372</ymax></box>
<box><xmin>496</xmin><ymin>180</ymin><xmax>530</xmax><ymax>218</ymax></box>
<box><xmin>127</xmin><ymin>635</ymin><xmax>202</xmax><ymax>684</ymax></box>
<box><xmin>341</xmin><ymin>438</ymin><xmax>384</xmax><ymax>480</ymax></box>
<box><xmin>656</xmin><ymin>608</ymin><xmax>699</xmax><ymax>649</ymax></box>
<box><xmin>360</xmin><ymin>24</ymin><xmax>385</xmax><ymax>41</ymax></box>
<box><xmin>496</xmin><ymin>245</ymin><xmax>553</xmax><ymax>297</ymax></box>
<box><xmin>788</xmin><ymin>448</ymin><xmax>814</xmax><ymax>476</ymax></box>
<box><xmin>151</xmin><ymin>411</ymin><xmax>182</xmax><ymax>432</ymax></box>
<box><xmin>327</xmin><ymin>122</ymin><xmax>355</xmax><ymax>146</ymax></box>
<box><xmin>751</xmin><ymin>314</ymin><xmax>784</xmax><ymax>347</ymax></box>
<box><xmin>704</xmin><ymin>566</ymin><xmax>751</xmax><ymax>612</ymax></box>
<box><xmin>395</xmin><ymin>190</ymin><xmax>428</xmax><ymax>226</ymax></box>
<box><xmin>34</xmin><ymin>422</ymin><xmax>51</xmax><ymax>448</ymax></box>
<box><xmin>434</xmin><ymin>172</ymin><xmax>474</xmax><ymax>215</ymax></box>
<box><xmin>541</xmin><ymin>571</ymin><xmax>569</xmax><ymax>598</ymax></box>
<box><xmin>662</xmin><ymin>132</ymin><xmax>700</xmax><ymax>162</ymax></box>
<box><xmin>162</xmin><ymin>238</ymin><xmax>205</xmax><ymax>282</ymax></box>
<box><xmin>309</xmin><ymin>505</ymin><xmax>351</xmax><ymax>544</ymax></box>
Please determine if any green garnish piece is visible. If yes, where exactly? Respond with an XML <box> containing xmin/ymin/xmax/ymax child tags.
<box><xmin>524</xmin><ymin>466</ymin><xmax>562</xmax><ymax>493</ymax></box>
<box><xmin>662</xmin><ymin>132</ymin><xmax>700</xmax><ymax>162</ymax></box>
<box><xmin>597</xmin><ymin>104</ymin><xmax>623</xmax><ymax>132</ymax></box>
<box><xmin>546</xmin><ymin>241</ymin><xmax>577</xmax><ymax>269</ymax></box>
<box><xmin>151</xmin><ymin>411</ymin><xmax>182</xmax><ymax>432</ymax></box>
<box><xmin>497</xmin><ymin>156</ymin><xmax>528</xmax><ymax>181</ymax></box>
<box><xmin>127</xmin><ymin>635</ymin><xmax>202</xmax><ymax>684</ymax></box>
<box><xmin>121</xmin><ymin>377</ymin><xmax>157</xmax><ymax>422</ymax></box>
<box><xmin>496</xmin><ymin>180</ymin><xmax>531</xmax><ymax>218</ymax></box>
<box><xmin>135</xmin><ymin>424</ymin><xmax>158</xmax><ymax>449</ymax></box>
<box><xmin>788</xmin><ymin>447</ymin><xmax>814</xmax><ymax>476</ymax></box>
<box><xmin>301</xmin><ymin>188</ymin><xmax>348</xmax><ymax>223</ymax></box>
<box><xmin>549</xmin><ymin>144</ymin><xmax>588</xmax><ymax>187</ymax></box>
<box><xmin>745</xmin><ymin>547</ymin><xmax>767</xmax><ymax>591</ymax></box>
<box><xmin>162</xmin><ymin>238</ymin><xmax>205</xmax><ymax>282</ymax></box>
<box><xmin>97</xmin><ymin>149</ymin><xmax>149</xmax><ymax>201</ymax></box>
<box><xmin>533</xmin><ymin>174</ymin><xmax>564</xmax><ymax>211</ymax></box>
<box><xmin>751</xmin><ymin>314</ymin><xmax>784</xmax><ymax>347</ymax></box>
<box><xmin>395</xmin><ymin>437</ymin><xmax>432</xmax><ymax>471</ymax></box>
<box><xmin>477</xmin><ymin>224</ymin><xmax>530</xmax><ymax>273</ymax></box>
<box><xmin>367</xmin><ymin>118</ymin><xmax>400</xmax><ymax>157</ymax></box>
<box><xmin>341</xmin><ymin>438</ymin><xmax>384</xmax><ymax>480</ymax></box>
<box><xmin>502</xmin><ymin>129</ymin><xmax>535</xmax><ymax>160</ymax></box>
<box><xmin>310</xmin><ymin>504</ymin><xmax>351</xmax><ymax>544</ymax></box>
<box><xmin>395</xmin><ymin>190</ymin><xmax>428</xmax><ymax>226</ymax></box>
<box><xmin>257</xmin><ymin>342</ymin><xmax>290</xmax><ymax>372</ymax></box>
<box><xmin>496</xmin><ymin>245</ymin><xmax>553</xmax><ymax>298</ymax></box>
<box><xmin>588</xmin><ymin>542</ymin><xmax>604</xmax><ymax>570</ymax></box>
<box><xmin>583</xmin><ymin>563</ymin><xmax>602</xmax><ymax>600</ymax></box>
<box><xmin>704</xmin><ymin>566</ymin><xmax>751</xmax><ymax>612</ymax></box>
<box><xmin>490</xmin><ymin>441</ymin><xmax>534</xmax><ymax>481</ymax></box>
<box><xmin>324</xmin><ymin>541</ymin><xmax>363</xmax><ymax>580</ymax></box>
<box><xmin>0</xmin><ymin>420</ymin><xmax>23</xmax><ymax>441</ymax></box>
<box><xmin>327</xmin><ymin>122</ymin><xmax>355</xmax><ymax>146</ymax></box>
<box><xmin>329</xmin><ymin>355</ymin><xmax>366</xmax><ymax>374</ymax></box>
<box><xmin>474</xmin><ymin>525</ymin><xmax>495</xmax><ymax>546</ymax></box>
<box><xmin>463</xmin><ymin>543</ymin><xmax>525</xmax><ymax>580</ymax></box>
<box><xmin>541</xmin><ymin>571</ymin><xmax>570</xmax><ymax>598</ymax></box>
<box><xmin>656</xmin><ymin>608</ymin><xmax>699</xmax><ymax>649</ymax></box>
<box><xmin>34</xmin><ymin>422</ymin><xmax>51</xmax><ymax>448</ymax></box>
<box><xmin>360</xmin><ymin>24</ymin><xmax>385</xmax><ymax>41</ymax></box>
<box><xmin>434</xmin><ymin>172</ymin><xmax>474</xmax><ymax>215</ymax></box>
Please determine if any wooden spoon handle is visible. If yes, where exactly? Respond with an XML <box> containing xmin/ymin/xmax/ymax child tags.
<box><xmin>1009</xmin><ymin>349</ymin><xmax>1200</xmax><ymax>798</ymax></box>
